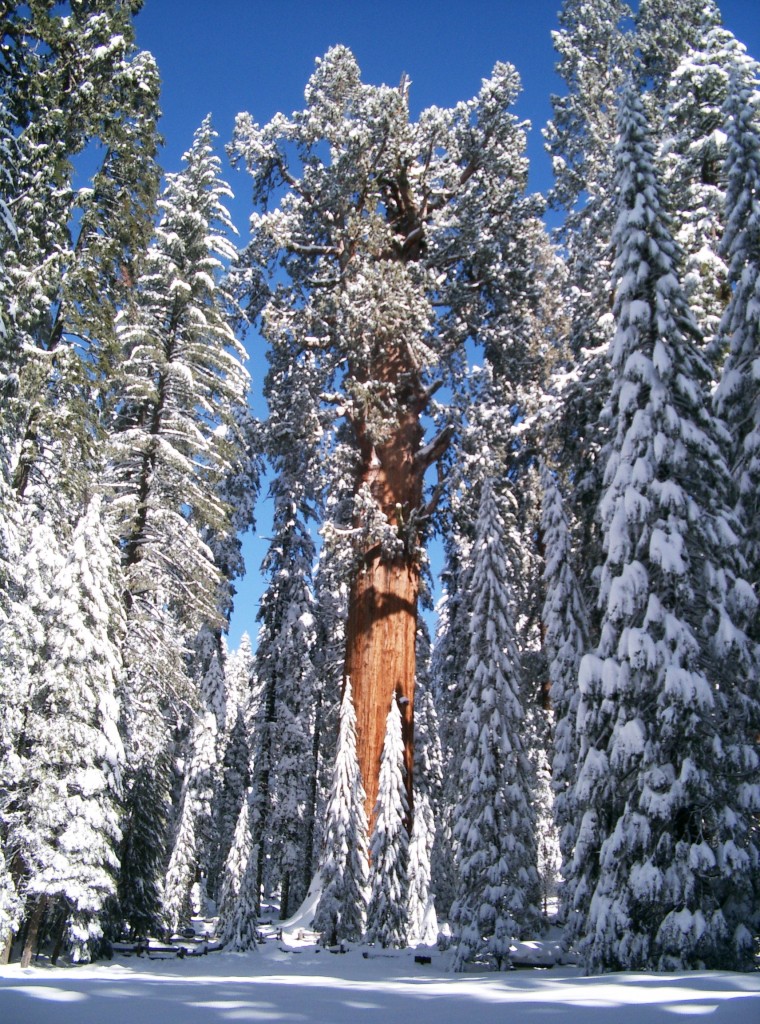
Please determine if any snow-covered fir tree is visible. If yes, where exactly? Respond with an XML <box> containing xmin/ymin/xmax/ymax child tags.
<box><xmin>106</xmin><ymin>115</ymin><xmax>250</xmax><ymax>932</ymax></box>
<box><xmin>544</xmin><ymin>0</ymin><xmax>634</xmax><ymax>613</ymax></box>
<box><xmin>9</xmin><ymin>496</ymin><xmax>125</xmax><ymax>965</ymax></box>
<box><xmin>568</xmin><ymin>83</ymin><xmax>759</xmax><ymax>973</ymax></box>
<box><xmin>0</xmin><ymin>844</ymin><xmax>21</xmax><ymax>964</ymax></box>
<box><xmin>366</xmin><ymin>696</ymin><xmax>409</xmax><ymax>949</ymax></box>
<box><xmin>297</xmin><ymin>432</ymin><xmax>359</xmax><ymax>897</ymax></box>
<box><xmin>636</xmin><ymin>0</ymin><xmax>722</xmax><ymax>106</ymax></box>
<box><xmin>2</xmin><ymin>1</ymin><xmax>160</xmax><ymax>505</ymax></box>
<box><xmin>116</xmin><ymin>748</ymin><xmax>171</xmax><ymax>941</ymax></box>
<box><xmin>429</xmin><ymin>485</ymin><xmax>474</xmax><ymax>923</ymax></box>
<box><xmin>220</xmin><ymin>813</ymin><xmax>259</xmax><ymax>952</ymax></box>
<box><xmin>540</xmin><ymin>461</ymin><xmax>590</xmax><ymax>923</ymax></box>
<box><xmin>211</xmin><ymin>634</ymin><xmax>255</xmax><ymax>896</ymax></box>
<box><xmin>109</xmin><ymin>114</ymin><xmax>248</xmax><ymax>669</ymax></box>
<box><xmin>217</xmin><ymin>791</ymin><xmax>257</xmax><ymax>949</ymax></box>
<box><xmin>163</xmin><ymin>627</ymin><xmax>226</xmax><ymax>934</ymax></box>
<box><xmin>246</xmin><ymin>321</ymin><xmax>324</xmax><ymax>919</ymax></box>
<box><xmin>249</xmin><ymin>512</ymin><xmax>318</xmax><ymax>920</ymax></box>
<box><xmin>312</xmin><ymin>679</ymin><xmax>369</xmax><ymax>946</ymax></box>
<box><xmin>0</xmin><ymin>515</ymin><xmax>63</xmax><ymax>961</ymax></box>
<box><xmin>660</xmin><ymin>13</ymin><xmax>756</xmax><ymax>365</ymax></box>
<box><xmin>714</xmin><ymin>64</ymin><xmax>760</xmax><ymax>606</ymax></box>
<box><xmin>450</xmin><ymin>477</ymin><xmax>540</xmax><ymax>971</ymax></box>
<box><xmin>406</xmin><ymin>647</ymin><xmax>443</xmax><ymax>947</ymax></box>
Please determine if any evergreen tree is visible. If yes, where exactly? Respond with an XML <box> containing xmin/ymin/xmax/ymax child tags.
<box><xmin>218</xmin><ymin>780</ymin><xmax>259</xmax><ymax>952</ymax></box>
<box><xmin>714</xmin><ymin>67</ymin><xmax>760</xmax><ymax>601</ymax></box>
<box><xmin>450</xmin><ymin>478</ymin><xmax>540</xmax><ymax>971</ymax></box>
<box><xmin>544</xmin><ymin>0</ymin><xmax>635</xmax><ymax>625</ymax></box>
<box><xmin>232</xmin><ymin>47</ymin><xmax>551</xmax><ymax>826</ymax></box>
<box><xmin>308</xmin><ymin>444</ymin><xmax>358</xmax><ymax>887</ymax></box>
<box><xmin>10</xmin><ymin>496</ymin><xmax>125</xmax><ymax>965</ymax></box>
<box><xmin>540</xmin><ymin>461</ymin><xmax>590</xmax><ymax>923</ymax></box>
<box><xmin>660</xmin><ymin>16</ymin><xmax>756</xmax><ymax>363</ymax></box>
<box><xmin>312</xmin><ymin>679</ymin><xmax>369</xmax><ymax>946</ymax></box>
<box><xmin>407</xmin><ymin>671</ymin><xmax>442</xmax><ymax>946</ymax></box>
<box><xmin>569</xmin><ymin>84</ymin><xmax>759</xmax><ymax>973</ymax></box>
<box><xmin>1</xmin><ymin>1</ymin><xmax>161</xmax><ymax>505</ymax></box>
<box><xmin>366</xmin><ymin>696</ymin><xmax>409</xmax><ymax>949</ymax></box>
<box><xmin>249</xmin><ymin>511</ymin><xmax>318</xmax><ymax>918</ymax></box>
<box><xmin>211</xmin><ymin>633</ymin><xmax>254</xmax><ymax>898</ymax></box>
<box><xmin>429</xmin><ymin>498</ymin><xmax>474</xmax><ymax>923</ymax></box>
<box><xmin>247</xmin><ymin>325</ymin><xmax>324</xmax><ymax>919</ymax></box>
<box><xmin>109</xmin><ymin>114</ymin><xmax>248</xmax><ymax>657</ymax></box>
<box><xmin>218</xmin><ymin>792</ymin><xmax>257</xmax><ymax>949</ymax></box>
<box><xmin>107</xmin><ymin>116</ymin><xmax>250</xmax><ymax>930</ymax></box>
<box><xmin>116</xmin><ymin>750</ymin><xmax>171</xmax><ymax>941</ymax></box>
<box><xmin>636</xmin><ymin>0</ymin><xmax>722</xmax><ymax>105</ymax></box>
<box><xmin>0</xmin><ymin>512</ymin><xmax>64</xmax><ymax>956</ymax></box>
<box><xmin>163</xmin><ymin>627</ymin><xmax>225</xmax><ymax>934</ymax></box>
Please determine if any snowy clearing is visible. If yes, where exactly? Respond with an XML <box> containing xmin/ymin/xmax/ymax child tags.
<box><xmin>1</xmin><ymin>936</ymin><xmax>759</xmax><ymax>1024</ymax></box>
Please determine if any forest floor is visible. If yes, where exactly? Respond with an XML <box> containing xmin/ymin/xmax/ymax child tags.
<box><xmin>1</xmin><ymin>909</ymin><xmax>759</xmax><ymax>1024</ymax></box>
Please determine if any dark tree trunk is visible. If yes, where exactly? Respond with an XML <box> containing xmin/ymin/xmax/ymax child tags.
<box><xmin>20</xmin><ymin>895</ymin><xmax>48</xmax><ymax>968</ymax></box>
<box><xmin>50</xmin><ymin>902</ymin><xmax>69</xmax><ymax>965</ymax></box>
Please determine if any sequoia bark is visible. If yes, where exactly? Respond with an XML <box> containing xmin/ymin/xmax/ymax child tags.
<box><xmin>343</xmin><ymin>350</ymin><xmax>440</xmax><ymax>831</ymax></box>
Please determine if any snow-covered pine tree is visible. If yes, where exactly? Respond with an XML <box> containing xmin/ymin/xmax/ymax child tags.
<box><xmin>211</xmin><ymin>634</ymin><xmax>255</xmax><ymax>898</ymax></box>
<box><xmin>366</xmin><ymin>695</ymin><xmax>409</xmax><ymax>949</ymax></box>
<box><xmin>406</xmin><ymin>643</ymin><xmax>443</xmax><ymax>947</ymax></box>
<box><xmin>3</xmin><ymin>1</ymin><xmax>160</xmax><ymax>505</ymax></box>
<box><xmin>245</xmin><ymin>301</ymin><xmax>324</xmax><ymax>920</ymax></box>
<box><xmin>306</xmin><ymin>439</ymin><xmax>358</xmax><ymax>887</ymax></box>
<box><xmin>248</xmin><ymin>515</ymin><xmax>318</xmax><ymax>922</ymax></box>
<box><xmin>224</xmin><ymin>633</ymin><xmax>257</xmax><ymax>725</ymax></box>
<box><xmin>714</xmin><ymin>65</ymin><xmax>760</xmax><ymax>607</ymax></box>
<box><xmin>107</xmin><ymin>116</ymin><xmax>249</xmax><ymax>931</ymax></box>
<box><xmin>109</xmin><ymin>113</ymin><xmax>248</xmax><ymax>667</ymax></box>
<box><xmin>428</xmin><ymin>480</ymin><xmax>474</xmax><ymax>923</ymax></box>
<box><xmin>540</xmin><ymin>461</ymin><xmax>590</xmax><ymax>925</ymax></box>
<box><xmin>660</xmin><ymin>14</ymin><xmax>756</xmax><ymax>365</ymax></box>
<box><xmin>635</xmin><ymin>0</ymin><xmax>722</xmax><ymax>106</ymax></box>
<box><xmin>0</xmin><ymin>510</ymin><xmax>67</xmax><ymax>960</ymax></box>
<box><xmin>544</xmin><ymin>0</ymin><xmax>634</xmax><ymax>618</ymax></box>
<box><xmin>429</xmin><ymin>377</ymin><xmax>499</xmax><ymax>922</ymax></box>
<box><xmin>220</xmin><ymin>816</ymin><xmax>259</xmax><ymax>952</ymax></box>
<box><xmin>312</xmin><ymin>679</ymin><xmax>369</xmax><ymax>946</ymax></box>
<box><xmin>0</xmin><ymin>23</ymin><xmax>162</xmax><ymax>935</ymax></box>
<box><xmin>514</xmin><ymin>462</ymin><xmax>561</xmax><ymax>921</ymax></box>
<box><xmin>11</xmin><ymin>496</ymin><xmax>125</xmax><ymax>965</ymax></box>
<box><xmin>450</xmin><ymin>477</ymin><xmax>540</xmax><ymax>971</ymax></box>
<box><xmin>163</xmin><ymin>627</ymin><xmax>225</xmax><ymax>934</ymax></box>
<box><xmin>116</xmin><ymin>748</ymin><xmax>171</xmax><ymax>941</ymax></box>
<box><xmin>0</xmin><ymin>98</ymin><xmax>18</xmax><ymax>481</ymax></box>
<box><xmin>217</xmin><ymin>791</ymin><xmax>257</xmax><ymax>949</ymax></box>
<box><xmin>568</xmin><ymin>83</ymin><xmax>759</xmax><ymax>973</ymax></box>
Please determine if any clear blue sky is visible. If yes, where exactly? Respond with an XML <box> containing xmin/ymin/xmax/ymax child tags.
<box><xmin>132</xmin><ymin>0</ymin><xmax>760</xmax><ymax>649</ymax></box>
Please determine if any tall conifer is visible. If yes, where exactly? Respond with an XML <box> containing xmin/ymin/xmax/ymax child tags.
<box><xmin>569</xmin><ymin>84</ymin><xmax>759</xmax><ymax>972</ymax></box>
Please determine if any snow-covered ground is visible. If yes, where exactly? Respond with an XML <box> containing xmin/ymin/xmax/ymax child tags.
<box><xmin>1</xmin><ymin>923</ymin><xmax>759</xmax><ymax>1024</ymax></box>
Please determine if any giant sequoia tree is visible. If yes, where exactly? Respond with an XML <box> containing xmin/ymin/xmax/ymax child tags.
<box><xmin>232</xmin><ymin>46</ymin><xmax>548</xmax><ymax>822</ymax></box>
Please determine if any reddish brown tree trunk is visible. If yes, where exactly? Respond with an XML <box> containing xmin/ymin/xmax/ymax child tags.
<box><xmin>338</xmin><ymin>155</ymin><xmax>453</xmax><ymax>836</ymax></box>
<box><xmin>343</xmin><ymin>355</ymin><xmax>428</xmax><ymax>832</ymax></box>
<box><xmin>345</xmin><ymin>552</ymin><xmax>418</xmax><ymax>829</ymax></box>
